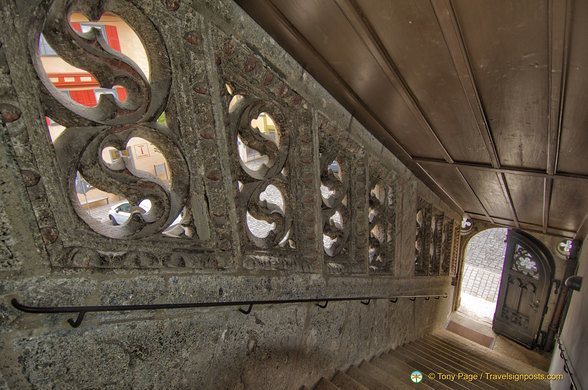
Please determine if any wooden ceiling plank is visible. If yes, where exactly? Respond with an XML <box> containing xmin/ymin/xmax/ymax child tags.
<box><xmin>548</xmin><ymin>0</ymin><xmax>572</xmax><ymax>176</ymax></box>
<box><xmin>455</xmin><ymin>167</ymin><xmax>495</xmax><ymax>224</ymax></box>
<box><xmin>545</xmin><ymin>0</ymin><xmax>572</xmax><ymax>233</ymax></box>
<box><xmin>504</xmin><ymin>174</ymin><xmax>545</xmax><ymax>227</ymax></box>
<box><xmin>430</xmin><ymin>0</ymin><xmax>500</xmax><ymax>169</ymax></box>
<box><xmin>543</xmin><ymin>178</ymin><xmax>553</xmax><ymax>233</ymax></box>
<box><xmin>416</xmin><ymin>163</ymin><xmax>465</xmax><ymax>214</ymax></box>
<box><xmin>262</xmin><ymin>0</ymin><xmax>413</xmax><ymax>162</ymax></box>
<box><xmin>432</xmin><ymin>0</ymin><xmax>524</xmax><ymax>230</ymax></box>
<box><xmin>549</xmin><ymin>180</ymin><xmax>588</xmax><ymax>233</ymax></box>
<box><xmin>334</xmin><ymin>0</ymin><xmax>454</xmax><ymax>163</ymax></box>
<box><xmin>497</xmin><ymin>172</ymin><xmax>520</xmax><ymax>228</ymax></box>
<box><xmin>415</xmin><ymin>157</ymin><xmax>588</xmax><ymax>183</ymax></box>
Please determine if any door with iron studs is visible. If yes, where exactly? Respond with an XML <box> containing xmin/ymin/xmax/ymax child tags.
<box><xmin>493</xmin><ymin>230</ymin><xmax>554</xmax><ymax>348</ymax></box>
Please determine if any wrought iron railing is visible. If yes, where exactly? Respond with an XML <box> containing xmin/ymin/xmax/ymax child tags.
<box><xmin>12</xmin><ymin>294</ymin><xmax>448</xmax><ymax>328</ymax></box>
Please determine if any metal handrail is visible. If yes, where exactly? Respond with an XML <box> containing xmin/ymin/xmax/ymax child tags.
<box><xmin>555</xmin><ymin>334</ymin><xmax>581</xmax><ymax>390</ymax></box>
<box><xmin>11</xmin><ymin>294</ymin><xmax>448</xmax><ymax>328</ymax></box>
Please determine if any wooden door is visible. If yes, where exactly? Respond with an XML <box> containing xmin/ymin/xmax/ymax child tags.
<box><xmin>493</xmin><ymin>230</ymin><xmax>554</xmax><ymax>348</ymax></box>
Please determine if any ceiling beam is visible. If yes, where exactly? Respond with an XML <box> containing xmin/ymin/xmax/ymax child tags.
<box><xmin>414</xmin><ymin>157</ymin><xmax>588</xmax><ymax>183</ymax></box>
<box><xmin>544</xmin><ymin>0</ymin><xmax>572</xmax><ymax>233</ymax></box>
<box><xmin>335</xmin><ymin>0</ymin><xmax>454</xmax><ymax>163</ymax></box>
<box><xmin>543</xmin><ymin>178</ymin><xmax>553</xmax><ymax>234</ymax></box>
<box><xmin>466</xmin><ymin>213</ymin><xmax>576</xmax><ymax>238</ymax></box>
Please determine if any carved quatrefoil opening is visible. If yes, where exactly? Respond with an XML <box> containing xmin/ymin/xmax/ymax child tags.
<box><xmin>230</xmin><ymin>95</ymin><xmax>292</xmax><ymax>249</ymax></box>
<box><xmin>369</xmin><ymin>183</ymin><xmax>385</xmax><ymax>264</ymax></box>
<box><xmin>414</xmin><ymin>202</ymin><xmax>430</xmax><ymax>276</ymax></box>
<box><xmin>320</xmin><ymin>157</ymin><xmax>349</xmax><ymax>257</ymax></box>
<box><xmin>57</xmin><ymin>125</ymin><xmax>189</xmax><ymax>239</ymax></box>
<box><xmin>35</xmin><ymin>1</ymin><xmax>185</xmax><ymax>240</ymax></box>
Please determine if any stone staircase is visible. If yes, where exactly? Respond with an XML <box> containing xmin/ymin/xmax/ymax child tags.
<box><xmin>306</xmin><ymin>330</ymin><xmax>550</xmax><ymax>390</ymax></box>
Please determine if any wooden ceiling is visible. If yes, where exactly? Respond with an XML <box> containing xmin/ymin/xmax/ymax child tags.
<box><xmin>236</xmin><ymin>0</ymin><xmax>588</xmax><ymax>239</ymax></box>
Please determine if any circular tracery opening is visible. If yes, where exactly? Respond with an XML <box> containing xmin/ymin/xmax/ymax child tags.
<box><xmin>556</xmin><ymin>239</ymin><xmax>574</xmax><ymax>258</ymax></box>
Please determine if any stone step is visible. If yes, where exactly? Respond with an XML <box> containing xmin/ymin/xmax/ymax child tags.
<box><xmin>369</xmin><ymin>355</ymin><xmax>434</xmax><ymax>389</ymax></box>
<box><xmin>401</xmin><ymin>342</ymin><xmax>490</xmax><ymax>390</ymax></box>
<box><xmin>431</xmin><ymin>331</ymin><xmax>549</xmax><ymax>389</ymax></box>
<box><xmin>433</xmin><ymin>330</ymin><xmax>545</xmax><ymax>374</ymax></box>
<box><xmin>428</xmin><ymin>334</ymin><xmax>510</xmax><ymax>371</ymax></box>
<box><xmin>410</xmin><ymin>338</ymin><xmax>502</xmax><ymax>389</ymax></box>
<box><xmin>346</xmin><ymin>364</ymin><xmax>394</xmax><ymax>390</ymax></box>
<box><xmin>359</xmin><ymin>360</ymin><xmax>424</xmax><ymax>389</ymax></box>
<box><xmin>429</xmin><ymin>333</ymin><xmax>547</xmax><ymax>390</ymax></box>
<box><xmin>310</xmin><ymin>330</ymin><xmax>550</xmax><ymax>390</ymax></box>
<box><xmin>384</xmin><ymin>346</ymin><xmax>472</xmax><ymax>390</ymax></box>
<box><xmin>314</xmin><ymin>378</ymin><xmax>341</xmax><ymax>390</ymax></box>
<box><xmin>368</xmin><ymin>355</ymin><xmax>416</xmax><ymax>386</ymax></box>
<box><xmin>421</xmin><ymin>336</ymin><xmax>527</xmax><ymax>390</ymax></box>
<box><xmin>375</xmin><ymin>353</ymin><xmax>455</xmax><ymax>390</ymax></box>
<box><xmin>330</xmin><ymin>371</ymin><xmax>370</xmax><ymax>390</ymax></box>
<box><xmin>417</xmin><ymin>336</ymin><xmax>490</xmax><ymax>373</ymax></box>
<box><xmin>400</xmin><ymin>343</ymin><xmax>492</xmax><ymax>390</ymax></box>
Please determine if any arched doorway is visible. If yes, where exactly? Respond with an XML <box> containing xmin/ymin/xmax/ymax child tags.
<box><xmin>458</xmin><ymin>227</ymin><xmax>555</xmax><ymax>349</ymax></box>
<box><xmin>459</xmin><ymin>228</ymin><xmax>508</xmax><ymax>322</ymax></box>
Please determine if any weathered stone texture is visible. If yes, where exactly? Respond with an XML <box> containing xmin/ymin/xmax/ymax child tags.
<box><xmin>0</xmin><ymin>0</ymin><xmax>460</xmax><ymax>388</ymax></box>
<box><xmin>0</xmin><ymin>203</ymin><xmax>17</xmax><ymax>270</ymax></box>
<box><xmin>9</xmin><ymin>297</ymin><xmax>450</xmax><ymax>390</ymax></box>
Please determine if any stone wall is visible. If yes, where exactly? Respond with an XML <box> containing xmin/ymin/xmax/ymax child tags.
<box><xmin>0</xmin><ymin>0</ymin><xmax>460</xmax><ymax>388</ymax></box>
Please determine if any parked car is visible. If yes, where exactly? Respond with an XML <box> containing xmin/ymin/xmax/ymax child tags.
<box><xmin>108</xmin><ymin>200</ymin><xmax>183</xmax><ymax>232</ymax></box>
<box><xmin>108</xmin><ymin>199</ymin><xmax>151</xmax><ymax>225</ymax></box>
